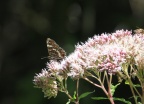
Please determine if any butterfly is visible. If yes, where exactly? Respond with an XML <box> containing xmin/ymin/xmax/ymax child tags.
<box><xmin>134</xmin><ymin>28</ymin><xmax>144</xmax><ymax>34</ymax></box>
<box><xmin>46</xmin><ymin>38</ymin><xmax>66</xmax><ymax>61</ymax></box>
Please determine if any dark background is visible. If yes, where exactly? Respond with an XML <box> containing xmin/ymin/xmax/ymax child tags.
<box><xmin>0</xmin><ymin>0</ymin><xmax>144</xmax><ymax>104</ymax></box>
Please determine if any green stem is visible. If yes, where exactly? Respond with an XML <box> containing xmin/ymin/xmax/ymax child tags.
<box><xmin>84</xmin><ymin>77</ymin><xmax>102</xmax><ymax>88</ymax></box>
<box><xmin>142</xmin><ymin>82</ymin><xmax>144</xmax><ymax>104</ymax></box>
<box><xmin>122</xmin><ymin>63</ymin><xmax>138</xmax><ymax>104</ymax></box>
<box><xmin>127</xmin><ymin>77</ymin><xmax>138</xmax><ymax>104</ymax></box>
<box><xmin>104</xmin><ymin>72</ymin><xmax>115</xmax><ymax>104</ymax></box>
<box><xmin>61</xmin><ymin>79</ymin><xmax>74</xmax><ymax>103</ymax></box>
<box><xmin>85</xmin><ymin>71</ymin><xmax>115</xmax><ymax>104</ymax></box>
<box><xmin>65</xmin><ymin>90</ymin><xmax>73</xmax><ymax>100</ymax></box>
<box><xmin>76</xmin><ymin>79</ymin><xmax>79</xmax><ymax>104</ymax></box>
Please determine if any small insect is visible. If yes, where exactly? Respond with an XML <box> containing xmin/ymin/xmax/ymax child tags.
<box><xmin>46</xmin><ymin>38</ymin><xmax>66</xmax><ymax>61</ymax></box>
<box><xmin>134</xmin><ymin>28</ymin><xmax>144</xmax><ymax>34</ymax></box>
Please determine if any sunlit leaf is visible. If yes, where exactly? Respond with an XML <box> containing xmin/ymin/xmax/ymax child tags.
<box><xmin>66</xmin><ymin>99</ymin><xmax>71</xmax><ymax>104</ymax></box>
<box><xmin>91</xmin><ymin>97</ymin><xmax>108</xmax><ymax>100</ymax></box>
<box><xmin>133</xmin><ymin>84</ymin><xmax>141</xmax><ymax>87</ymax></box>
<box><xmin>137</xmin><ymin>102</ymin><xmax>142</xmax><ymax>104</ymax></box>
<box><xmin>110</xmin><ymin>83</ymin><xmax>120</xmax><ymax>96</ymax></box>
<box><xmin>113</xmin><ymin>97</ymin><xmax>131</xmax><ymax>104</ymax></box>
<box><xmin>73</xmin><ymin>91</ymin><xmax>76</xmax><ymax>99</ymax></box>
<box><xmin>125</xmin><ymin>80</ymin><xmax>129</xmax><ymax>85</ymax></box>
<box><xmin>78</xmin><ymin>90</ymin><xmax>95</xmax><ymax>100</ymax></box>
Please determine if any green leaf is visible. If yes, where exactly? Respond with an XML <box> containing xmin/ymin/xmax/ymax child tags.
<box><xmin>66</xmin><ymin>92</ymin><xmax>77</xmax><ymax>104</ymax></box>
<box><xmin>113</xmin><ymin>97</ymin><xmax>131</xmax><ymax>104</ymax></box>
<box><xmin>92</xmin><ymin>97</ymin><xmax>132</xmax><ymax>104</ymax></box>
<box><xmin>73</xmin><ymin>91</ymin><xmax>76</xmax><ymax>100</ymax></box>
<box><xmin>133</xmin><ymin>84</ymin><xmax>141</xmax><ymax>87</ymax></box>
<box><xmin>129</xmin><ymin>95</ymin><xmax>140</xmax><ymax>101</ymax></box>
<box><xmin>125</xmin><ymin>80</ymin><xmax>130</xmax><ymax>85</ymax></box>
<box><xmin>66</xmin><ymin>99</ymin><xmax>71</xmax><ymax>104</ymax></box>
<box><xmin>91</xmin><ymin>97</ymin><xmax>108</xmax><ymax>100</ymax></box>
<box><xmin>137</xmin><ymin>102</ymin><xmax>142</xmax><ymax>104</ymax></box>
<box><xmin>110</xmin><ymin>83</ymin><xmax>120</xmax><ymax>96</ymax></box>
<box><xmin>78</xmin><ymin>90</ymin><xmax>95</xmax><ymax>100</ymax></box>
<box><xmin>125</xmin><ymin>81</ymin><xmax>141</xmax><ymax>87</ymax></box>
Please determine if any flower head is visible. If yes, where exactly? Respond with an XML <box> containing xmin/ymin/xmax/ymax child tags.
<box><xmin>33</xmin><ymin>29</ymin><xmax>144</xmax><ymax>98</ymax></box>
<box><xmin>33</xmin><ymin>69</ymin><xmax>58</xmax><ymax>98</ymax></box>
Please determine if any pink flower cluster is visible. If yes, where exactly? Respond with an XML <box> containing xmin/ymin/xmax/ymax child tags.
<box><xmin>34</xmin><ymin>30</ymin><xmax>144</xmax><ymax>98</ymax></box>
<box><xmin>43</xmin><ymin>30</ymin><xmax>144</xmax><ymax>78</ymax></box>
<box><xmin>47</xmin><ymin>30</ymin><xmax>133</xmax><ymax>78</ymax></box>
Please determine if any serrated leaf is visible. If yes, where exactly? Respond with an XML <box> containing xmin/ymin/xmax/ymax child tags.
<box><xmin>78</xmin><ymin>90</ymin><xmax>95</xmax><ymax>100</ymax></box>
<box><xmin>113</xmin><ymin>97</ymin><xmax>131</xmax><ymax>104</ymax></box>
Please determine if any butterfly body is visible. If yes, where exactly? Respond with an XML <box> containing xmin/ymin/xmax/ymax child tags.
<box><xmin>46</xmin><ymin>38</ymin><xmax>66</xmax><ymax>61</ymax></box>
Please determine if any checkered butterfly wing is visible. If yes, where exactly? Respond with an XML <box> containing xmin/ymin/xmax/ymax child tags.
<box><xmin>46</xmin><ymin>38</ymin><xmax>66</xmax><ymax>61</ymax></box>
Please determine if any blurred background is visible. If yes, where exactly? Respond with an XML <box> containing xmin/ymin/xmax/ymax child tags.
<box><xmin>0</xmin><ymin>0</ymin><xmax>144</xmax><ymax>104</ymax></box>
